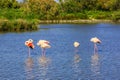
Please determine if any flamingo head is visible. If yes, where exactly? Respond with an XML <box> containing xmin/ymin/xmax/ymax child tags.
<box><xmin>25</xmin><ymin>39</ymin><xmax>34</xmax><ymax>49</ymax></box>
<box><xmin>28</xmin><ymin>39</ymin><xmax>33</xmax><ymax>43</ymax></box>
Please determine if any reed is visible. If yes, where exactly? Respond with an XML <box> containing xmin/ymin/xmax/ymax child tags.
<box><xmin>0</xmin><ymin>19</ymin><xmax>39</xmax><ymax>32</ymax></box>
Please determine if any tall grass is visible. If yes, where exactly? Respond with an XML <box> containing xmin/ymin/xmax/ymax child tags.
<box><xmin>0</xmin><ymin>19</ymin><xmax>39</xmax><ymax>32</ymax></box>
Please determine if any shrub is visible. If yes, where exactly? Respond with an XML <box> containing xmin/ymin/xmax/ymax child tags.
<box><xmin>112</xmin><ymin>12</ymin><xmax>120</xmax><ymax>21</ymax></box>
<box><xmin>0</xmin><ymin>19</ymin><xmax>39</xmax><ymax>32</ymax></box>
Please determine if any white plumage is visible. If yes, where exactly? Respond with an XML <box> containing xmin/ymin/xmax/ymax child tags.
<box><xmin>90</xmin><ymin>37</ymin><xmax>101</xmax><ymax>44</ymax></box>
<box><xmin>73</xmin><ymin>41</ymin><xmax>80</xmax><ymax>48</ymax></box>
<box><xmin>37</xmin><ymin>40</ymin><xmax>51</xmax><ymax>49</ymax></box>
<box><xmin>37</xmin><ymin>40</ymin><xmax>51</xmax><ymax>56</ymax></box>
<box><xmin>90</xmin><ymin>37</ymin><xmax>101</xmax><ymax>54</ymax></box>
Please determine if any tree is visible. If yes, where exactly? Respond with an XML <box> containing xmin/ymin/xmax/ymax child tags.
<box><xmin>60</xmin><ymin>0</ymin><xmax>82</xmax><ymax>13</ymax></box>
<box><xmin>27</xmin><ymin>0</ymin><xmax>59</xmax><ymax>19</ymax></box>
<box><xmin>0</xmin><ymin>0</ymin><xmax>20</xmax><ymax>9</ymax></box>
<box><xmin>96</xmin><ymin>0</ymin><xmax>119</xmax><ymax>11</ymax></box>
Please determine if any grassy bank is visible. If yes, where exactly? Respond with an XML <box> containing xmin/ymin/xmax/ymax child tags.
<box><xmin>0</xmin><ymin>9</ymin><xmax>120</xmax><ymax>32</ymax></box>
<box><xmin>0</xmin><ymin>19</ymin><xmax>39</xmax><ymax>32</ymax></box>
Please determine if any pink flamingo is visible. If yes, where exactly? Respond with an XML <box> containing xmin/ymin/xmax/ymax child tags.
<box><xmin>37</xmin><ymin>40</ymin><xmax>51</xmax><ymax>56</ymax></box>
<box><xmin>90</xmin><ymin>37</ymin><xmax>101</xmax><ymax>54</ymax></box>
<box><xmin>25</xmin><ymin>39</ymin><xmax>35</xmax><ymax>57</ymax></box>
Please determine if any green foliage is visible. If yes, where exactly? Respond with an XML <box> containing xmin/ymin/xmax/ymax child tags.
<box><xmin>63</xmin><ymin>14</ymin><xmax>76</xmax><ymax>19</ymax></box>
<box><xmin>61</xmin><ymin>0</ymin><xmax>82</xmax><ymax>13</ymax></box>
<box><xmin>85</xmin><ymin>11</ymin><xmax>112</xmax><ymax>19</ymax></box>
<box><xmin>111</xmin><ymin>11</ymin><xmax>120</xmax><ymax>21</ymax></box>
<box><xmin>0</xmin><ymin>19</ymin><xmax>39</xmax><ymax>32</ymax></box>
<box><xmin>0</xmin><ymin>0</ymin><xmax>120</xmax><ymax>32</ymax></box>
<box><xmin>0</xmin><ymin>0</ymin><xmax>20</xmax><ymax>9</ymax></box>
<box><xmin>0</xmin><ymin>9</ymin><xmax>25</xmax><ymax>19</ymax></box>
<box><xmin>76</xmin><ymin>13</ymin><xmax>88</xmax><ymax>19</ymax></box>
<box><xmin>0</xmin><ymin>0</ymin><xmax>120</xmax><ymax>21</ymax></box>
<box><xmin>27</xmin><ymin>0</ymin><xmax>59</xmax><ymax>20</ymax></box>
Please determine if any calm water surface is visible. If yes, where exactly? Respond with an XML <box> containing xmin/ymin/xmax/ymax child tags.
<box><xmin>0</xmin><ymin>23</ymin><xmax>120</xmax><ymax>80</ymax></box>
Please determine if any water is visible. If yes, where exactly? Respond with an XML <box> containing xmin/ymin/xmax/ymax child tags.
<box><xmin>0</xmin><ymin>23</ymin><xmax>120</xmax><ymax>80</ymax></box>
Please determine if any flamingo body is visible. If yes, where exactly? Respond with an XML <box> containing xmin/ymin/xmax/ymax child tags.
<box><xmin>90</xmin><ymin>37</ymin><xmax>101</xmax><ymax>44</ymax></box>
<box><xmin>37</xmin><ymin>40</ymin><xmax>51</xmax><ymax>49</ymax></box>
<box><xmin>74</xmin><ymin>41</ymin><xmax>80</xmax><ymax>48</ymax></box>
<box><xmin>40</xmin><ymin>43</ymin><xmax>51</xmax><ymax>49</ymax></box>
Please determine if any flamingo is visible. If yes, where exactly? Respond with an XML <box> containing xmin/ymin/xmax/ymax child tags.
<box><xmin>73</xmin><ymin>41</ymin><xmax>80</xmax><ymax>53</ymax></box>
<box><xmin>37</xmin><ymin>40</ymin><xmax>51</xmax><ymax>56</ymax></box>
<box><xmin>74</xmin><ymin>41</ymin><xmax>80</xmax><ymax>48</ymax></box>
<box><xmin>25</xmin><ymin>39</ymin><xmax>35</xmax><ymax>57</ymax></box>
<box><xmin>90</xmin><ymin>37</ymin><xmax>101</xmax><ymax>54</ymax></box>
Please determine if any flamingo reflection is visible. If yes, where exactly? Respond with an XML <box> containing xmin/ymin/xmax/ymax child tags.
<box><xmin>91</xmin><ymin>53</ymin><xmax>100</xmax><ymax>79</ymax></box>
<box><xmin>74</xmin><ymin>54</ymin><xmax>81</xmax><ymax>63</ymax></box>
<box><xmin>72</xmin><ymin>53</ymin><xmax>82</xmax><ymax>80</ymax></box>
<box><xmin>38</xmin><ymin>56</ymin><xmax>51</xmax><ymax>66</ymax></box>
<box><xmin>25</xmin><ymin>57</ymin><xmax>34</xmax><ymax>80</ymax></box>
<box><xmin>37</xmin><ymin>56</ymin><xmax>51</xmax><ymax>80</ymax></box>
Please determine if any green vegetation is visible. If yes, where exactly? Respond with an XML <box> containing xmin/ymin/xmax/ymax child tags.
<box><xmin>0</xmin><ymin>0</ymin><xmax>120</xmax><ymax>31</ymax></box>
<box><xmin>0</xmin><ymin>19</ymin><xmax>39</xmax><ymax>32</ymax></box>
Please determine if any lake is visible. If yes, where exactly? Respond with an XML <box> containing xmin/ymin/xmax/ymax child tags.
<box><xmin>0</xmin><ymin>23</ymin><xmax>120</xmax><ymax>80</ymax></box>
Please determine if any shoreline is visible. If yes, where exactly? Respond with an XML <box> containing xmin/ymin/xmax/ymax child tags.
<box><xmin>39</xmin><ymin>19</ymin><xmax>120</xmax><ymax>24</ymax></box>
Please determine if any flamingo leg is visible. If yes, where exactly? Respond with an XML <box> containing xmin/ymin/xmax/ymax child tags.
<box><xmin>41</xmin><ymin>48</ymin><xmax>43</xmax><ymax>56</ymax></box>
<box><xmin>28</xmin><ymin>48</ymin><xmax>31</xmax><ymax>57</ymax></box>
<box><xmin>43</xmin><ymin>49</ymin><xmax>46</xmax><ymax>56</ymax></box>
<box><xmin>75</xmin><ymin>47</ymin><xmax>78</xmax><ymax>53</ymax></box>
<box><xmin>42</xmin><ymin>48</ymin><xmax>46</xmax><ymax>56</ymax></box>
<box><xmin>94</xmin><ymin>43</ymin><xmax>98</xmax><ymax>54</ymax></box>
<box><xmin>96</xmin><ymin>44</ymin><xmax>98</xmax><ymax>54</ymax></box>
<box><xmin>94</xmin><ymin>44</ymin><xmax>95</xmax><ymax>54</ymax></box>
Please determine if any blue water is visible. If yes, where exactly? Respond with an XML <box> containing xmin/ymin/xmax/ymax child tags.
<box><xmin>0</xmin><ymin>23</ymin><xmax>120</xmax><ymax>80</ymax></box>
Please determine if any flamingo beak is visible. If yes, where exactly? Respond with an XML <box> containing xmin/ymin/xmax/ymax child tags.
<box><xmin>98</xmin><ymin>41</ymin><xmax>101</xmax><ymax>44</ymax></box>
<box><xmin>28</xmin><ymin>43</ymin><xmax>34</xmax><ymax>49</ymax></box>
